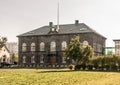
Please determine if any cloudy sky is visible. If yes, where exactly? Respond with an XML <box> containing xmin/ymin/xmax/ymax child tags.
<box><xmin>0</xmin><ymin>0</ymin><xmax>120</xmax><ymax>47</ymax></box>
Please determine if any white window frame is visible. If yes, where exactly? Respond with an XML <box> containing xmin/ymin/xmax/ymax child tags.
<box><xmin>61</xmin><ymin>41</ymin><xmax>67</xmax><ymax>51</ymax></box>
<box><xmin>22</xmin><ymin>43</ymin><xmax>27</xmax><ymax>52</ymax></box>
<box><xmin>31</xmin><ymin>56</ymin><xmax>35</xmax><ymax>63</ymax></box>
<box><xmin>23</xmin><ymin>56</ymin><xmax>26</xmax><ymax>63</ymax></box>
<box><xmin>31</xmin><ymin>43</ymin><xmax>35</xmax><ymax>51</ymax></box>
<box><xmin>40</xmin><ymin>42</ymin><xmax>45</xmax><ymax>51</ymax></box>
<box><xmin>40</xmin><ymin>55</ymin><xmax>44</xmax><ymax>63</ymax></box>
<box><xmin>50</xmin><ymin>41</ymin><xmax>56</xmax><ymax>52</ymax></box>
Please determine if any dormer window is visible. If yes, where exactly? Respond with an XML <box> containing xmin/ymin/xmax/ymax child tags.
<box><xmin>52</xmin><ymin>27</ymin><xmax>55</xmax><ymax>31</ymax></box>
<box><xmin>80</xmin><ymin>28</ymin><xmax>87</xmax><ymax>31</ymax></box>
<box><xmin>49</xmin><ymin>22</ymin><xmax>55</xmax><ymax>32</ymax></box>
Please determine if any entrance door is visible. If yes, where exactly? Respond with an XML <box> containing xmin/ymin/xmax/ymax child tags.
<box><xmin>50</xmin><ymin>56</ymin><xmax>56</xmax><ymax>67</ymax></box>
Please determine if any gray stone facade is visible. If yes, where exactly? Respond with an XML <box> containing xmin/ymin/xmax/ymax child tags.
<box><xmin>17</xmin><ymin>20</ymin><xmax>106</xmax><ymax>67</ymax></box>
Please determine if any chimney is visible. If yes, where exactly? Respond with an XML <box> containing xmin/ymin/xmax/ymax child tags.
<box><xmin>75</xmin><ymin>20</ymin><xmax>79</xmax><ymax>25</ymax></box>
<box><xmin>49</xmin><ymin>22</ymin><xmax>53</xmax><ymax>27</ymax></box>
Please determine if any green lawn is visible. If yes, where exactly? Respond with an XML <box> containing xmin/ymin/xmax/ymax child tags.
<box><xmin>0</xmin><ymin>69</ymin><xmax>120</xmax><ymax>85</ymax></box>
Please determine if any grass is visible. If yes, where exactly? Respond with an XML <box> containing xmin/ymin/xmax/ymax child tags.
<box><xmin>0</xmin><ymin>69</ymin><xmax>120</xmax><ymax>85</ymax></box>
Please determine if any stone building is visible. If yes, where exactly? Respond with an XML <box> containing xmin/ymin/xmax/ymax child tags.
<box><xmin>17</xmin><ymin>20</ymin><xmax>106</xmax><ymax>67</ymax></box>
<box><xmin>113</xmin><ymin>39</ymin><xmax>120</xmax><ymax>55</ymax></box>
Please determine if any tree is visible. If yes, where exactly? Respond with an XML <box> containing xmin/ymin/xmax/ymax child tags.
<box><xmin>0</xmin><ymin>37</ymin><xmax>7</xmax><ymax>50</ymax></box>
<box><xmin>12</xmin><ymin>53</ymin><xmax>18</xmax><ymax>64</ymax></box>
<box><xmin>81</xmin><ymin>45</ymin><xmax>93</xmax><ymax>64</ymax></box>
<box><xmin>64</xmin><ymin>35</ymin><xmax>93</xmax><ymax>65</ymax></box>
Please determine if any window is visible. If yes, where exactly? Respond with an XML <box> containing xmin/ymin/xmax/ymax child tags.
<box><xmin>40</xmin><ymin>55</ymin><xmax>44</xmax><ymax>63</ymax></box>
<box><xmin>22</xmin><ymin>43</ymin><xmax>27</xmax><ymax>52</ymax></box>
<box><xmin>23</xmin><ymin>56</ymin><xmax>26</xmax><ymax>63</ymax></box>
<box><xmin>50</xmin><ymin>41</ymin><xmax>56</xmax><ymax>51</ymax></box>
<box><xmin>31</xmin><ymin>43</ymin><xmax>35</xmax><ymax>51</ymax></box>
<box><xmin>52</xmin><ymin>27</ymin><xmax>55</xmax><ymax>31</ymax></box>
<box><xmin>83</xmin><ymin>41</ymin><xmax>88</xmax><ymax>47</ymax></box>
<box><xmin>93</xmin><ymin>43</ymin><xmax>96</xmax><ymax>51</ymax></box>
<box><xmin>62</xmin><ymin>56</ymin><xmax>66</xmax><ymax>63</ymax></box>
<box><xmin>115</xmin><ymin>41</ymin><xmax>120</xmax><ymax>45</ymax></box>
<box><xmin>61</xmin><ymin>41</ymin><xmax>67</xmax><ymax>51</ymax></box>
<box><xmin>31</xmin><ymin>56</ymin><xmax>35</xmax><ymax>63</ymax></box>
<box><xmin>80</xmin><ymin>28</ymin><xmax>87</xmax><ymax>31</ymax></box>
<box><xmin>96</xmin><ymin>44</ymin><xmax>102</xmax><ymax>52</ymax></box>
<box><xmin>40</xmin><ymin>42</ymin><xmax>45</xmax><ymax>51</ymax></box>
<box><xmin>3</xmin><ymin>55</ymin><xmax>6</xmax><ymax>62</ymax></box>
<box><xmin>116</xmin><ymin>49</ymin><xmax>120</xmax><ymax>55</ymax></box>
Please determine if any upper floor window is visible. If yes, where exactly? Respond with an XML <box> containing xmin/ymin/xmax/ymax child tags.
<box><xmin>61</xmin><ymin>41</ymin><xmax>67</xmax><ymax>51</ymax></box>
<box><xmin>83</xmin><ymin>41</ymin><xmax>88</xmax><ymax>47</ymax></box>
<box><xmin>115</xmin><ymin>41</ymin><xmax>120</xmax><ymax>46</ymax></box>
<box><xmin>40</xmin><ymin>42</ymin><xmax>45</xmax><ymax>51</ymax></box>
<box><xmin>31</xmin><ymin>43</ymin><xmax>35</xmax><ymax>51</ymax></box>
<box><xmin>93</xmin><ymin>43</ymin><xmax>96</xmax><ymax>51</ymax></box>
<box><xmin>50</xmin><ymin>41</ymin><xmax>56</xmax><ymax>51</ymax></box>
<box><xmin>97</xmin><ymin>44</ymin><xmax>102</xmax><ymax>52</ymax></box>
<box><xmin>22</xmin><ymin>43</ymin><xmax>27</xmax><ymax>52</ymax></box>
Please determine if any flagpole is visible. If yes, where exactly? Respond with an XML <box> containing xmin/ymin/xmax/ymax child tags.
<box><xmin>57</xmin><ymin>1</ymin><xmax>60</xmax><ymax>32</ymax></box>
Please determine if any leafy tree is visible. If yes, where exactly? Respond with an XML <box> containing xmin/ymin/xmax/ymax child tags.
<box><xmin>64</xmin><ymin>35</ymin><xmax>93</xmax><ymax>65</ymax></box>
<box><xmin>0</xmin><ymin>37</ymin><xmax>7</xmax><ymax>50</ymax></box>
<box><xmin>82</xmin><ymin>45</ymin><xmax>93</xmax><ymax>64</ymax></box>
<box><xmin>12</xmin><ymin>53</ymin><xmax>18</xmax><ymax>64</ymax></box>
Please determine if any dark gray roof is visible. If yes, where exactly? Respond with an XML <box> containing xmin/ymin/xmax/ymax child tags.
<box><xmin>17</xmin><ymin>23</ymin><xmax>106</xmax><ymax>38</ymax></box>
<box><xmin>113</xmin><ymin>39</ymin><xmax>120</xmax><ymax>41</ymax></box>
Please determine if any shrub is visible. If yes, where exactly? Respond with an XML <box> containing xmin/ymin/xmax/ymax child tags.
<box><xmin>68</xmin><ymin>64</ymin><xmax>74</xmax><ymax>70</ymax></box>
<box><xmin>74</xmin><ymin>64</ymin><xmax>82</xmax><ymax>70</ymax></box>
<box><xmin>87</xmin><ymin>64</ymin><xmax>93</xmax><ymax>70</ymax></box>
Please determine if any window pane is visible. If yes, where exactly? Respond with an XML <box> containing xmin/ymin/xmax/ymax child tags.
<box><xmin>40</xmin><ymin>42</ymin><xmax>45</xmax><ymax>51</ymax></box>
<box><xmin>40</xmin><ymin>55</ymin><xmax>44</xmax><ymax>63</ymax></box>
<box><xmin>31</xmin><ymin>43</ymin><xmax>35</xmax><ymax>51</ymax></box>
<box><xmin>62</xmin><ymin>41</ymin><xmax>67</xmax><ymax>51</ymax></box>
<box><xmin>23</xmin><ymin>56</ymin><xmax>26</xmax><ymax>63</ymax></box>
<box><xmin>22</xmin><ymin>43</ymin><xmax>27</xmax><ymax>52</ymax></box>
<box><xmin>31</xmin><ymin>56</ymin><xmax>35</xmax><ymax>63</ymax></box>
<box><xmin>62</xmin><ymin>56</ymin><xmax>66</xmax><ymax>63</ymax></box>
<box><xmin>83</xmin><ymin>41</ymin><xmax>88</xmax><ymax>47</ymax></box>
<box><xmin>50</xmin><ymin>41</ymin><xmax>56</xmax><ymax>51</ymax></box>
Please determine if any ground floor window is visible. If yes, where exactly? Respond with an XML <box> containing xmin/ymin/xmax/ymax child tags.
<box><xmin>23</xmin><ymin>56</ymin><xmax>26</xmax><ymax>63</ymax></box>
<box><xmin>31</xmin><ymin>56</ymin><xmax>35</xmax><ymax>63</ymax></box>
<box><xmin>40</xmin><ymin>55</ymin><xmax>44</xmax><ymax>63</ymax></box>
<box><xmin>3</xmin><ymin>55</ymin><xmax>6</xmax><ymax>62</ymax></box>
<box><xmin>62</xmin><ymin>56</ymin><xmax>66</xmax><ymax>63</ymax></box>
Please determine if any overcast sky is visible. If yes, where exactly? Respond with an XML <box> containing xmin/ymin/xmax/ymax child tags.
<box><xmin>0</xmin><ymin>0</ymin><xmax>120</xmax><ymax>47</ymax></box>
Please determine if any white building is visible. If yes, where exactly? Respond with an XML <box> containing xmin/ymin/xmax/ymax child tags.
<box><xmin>0</xmin><ymin>46</ymin><xmax>11</xmax><ymax>64</ymax></box>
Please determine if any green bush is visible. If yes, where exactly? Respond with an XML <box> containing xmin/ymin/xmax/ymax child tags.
<box><xmin>68</xmin><ymin>64</ymin><xmax>74</xmax><ymax>70</ymax></box>
<box><xmin>88</xmin><ymin>55</ymin><xmax>120</xmax><ymax>71</ymax></box>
